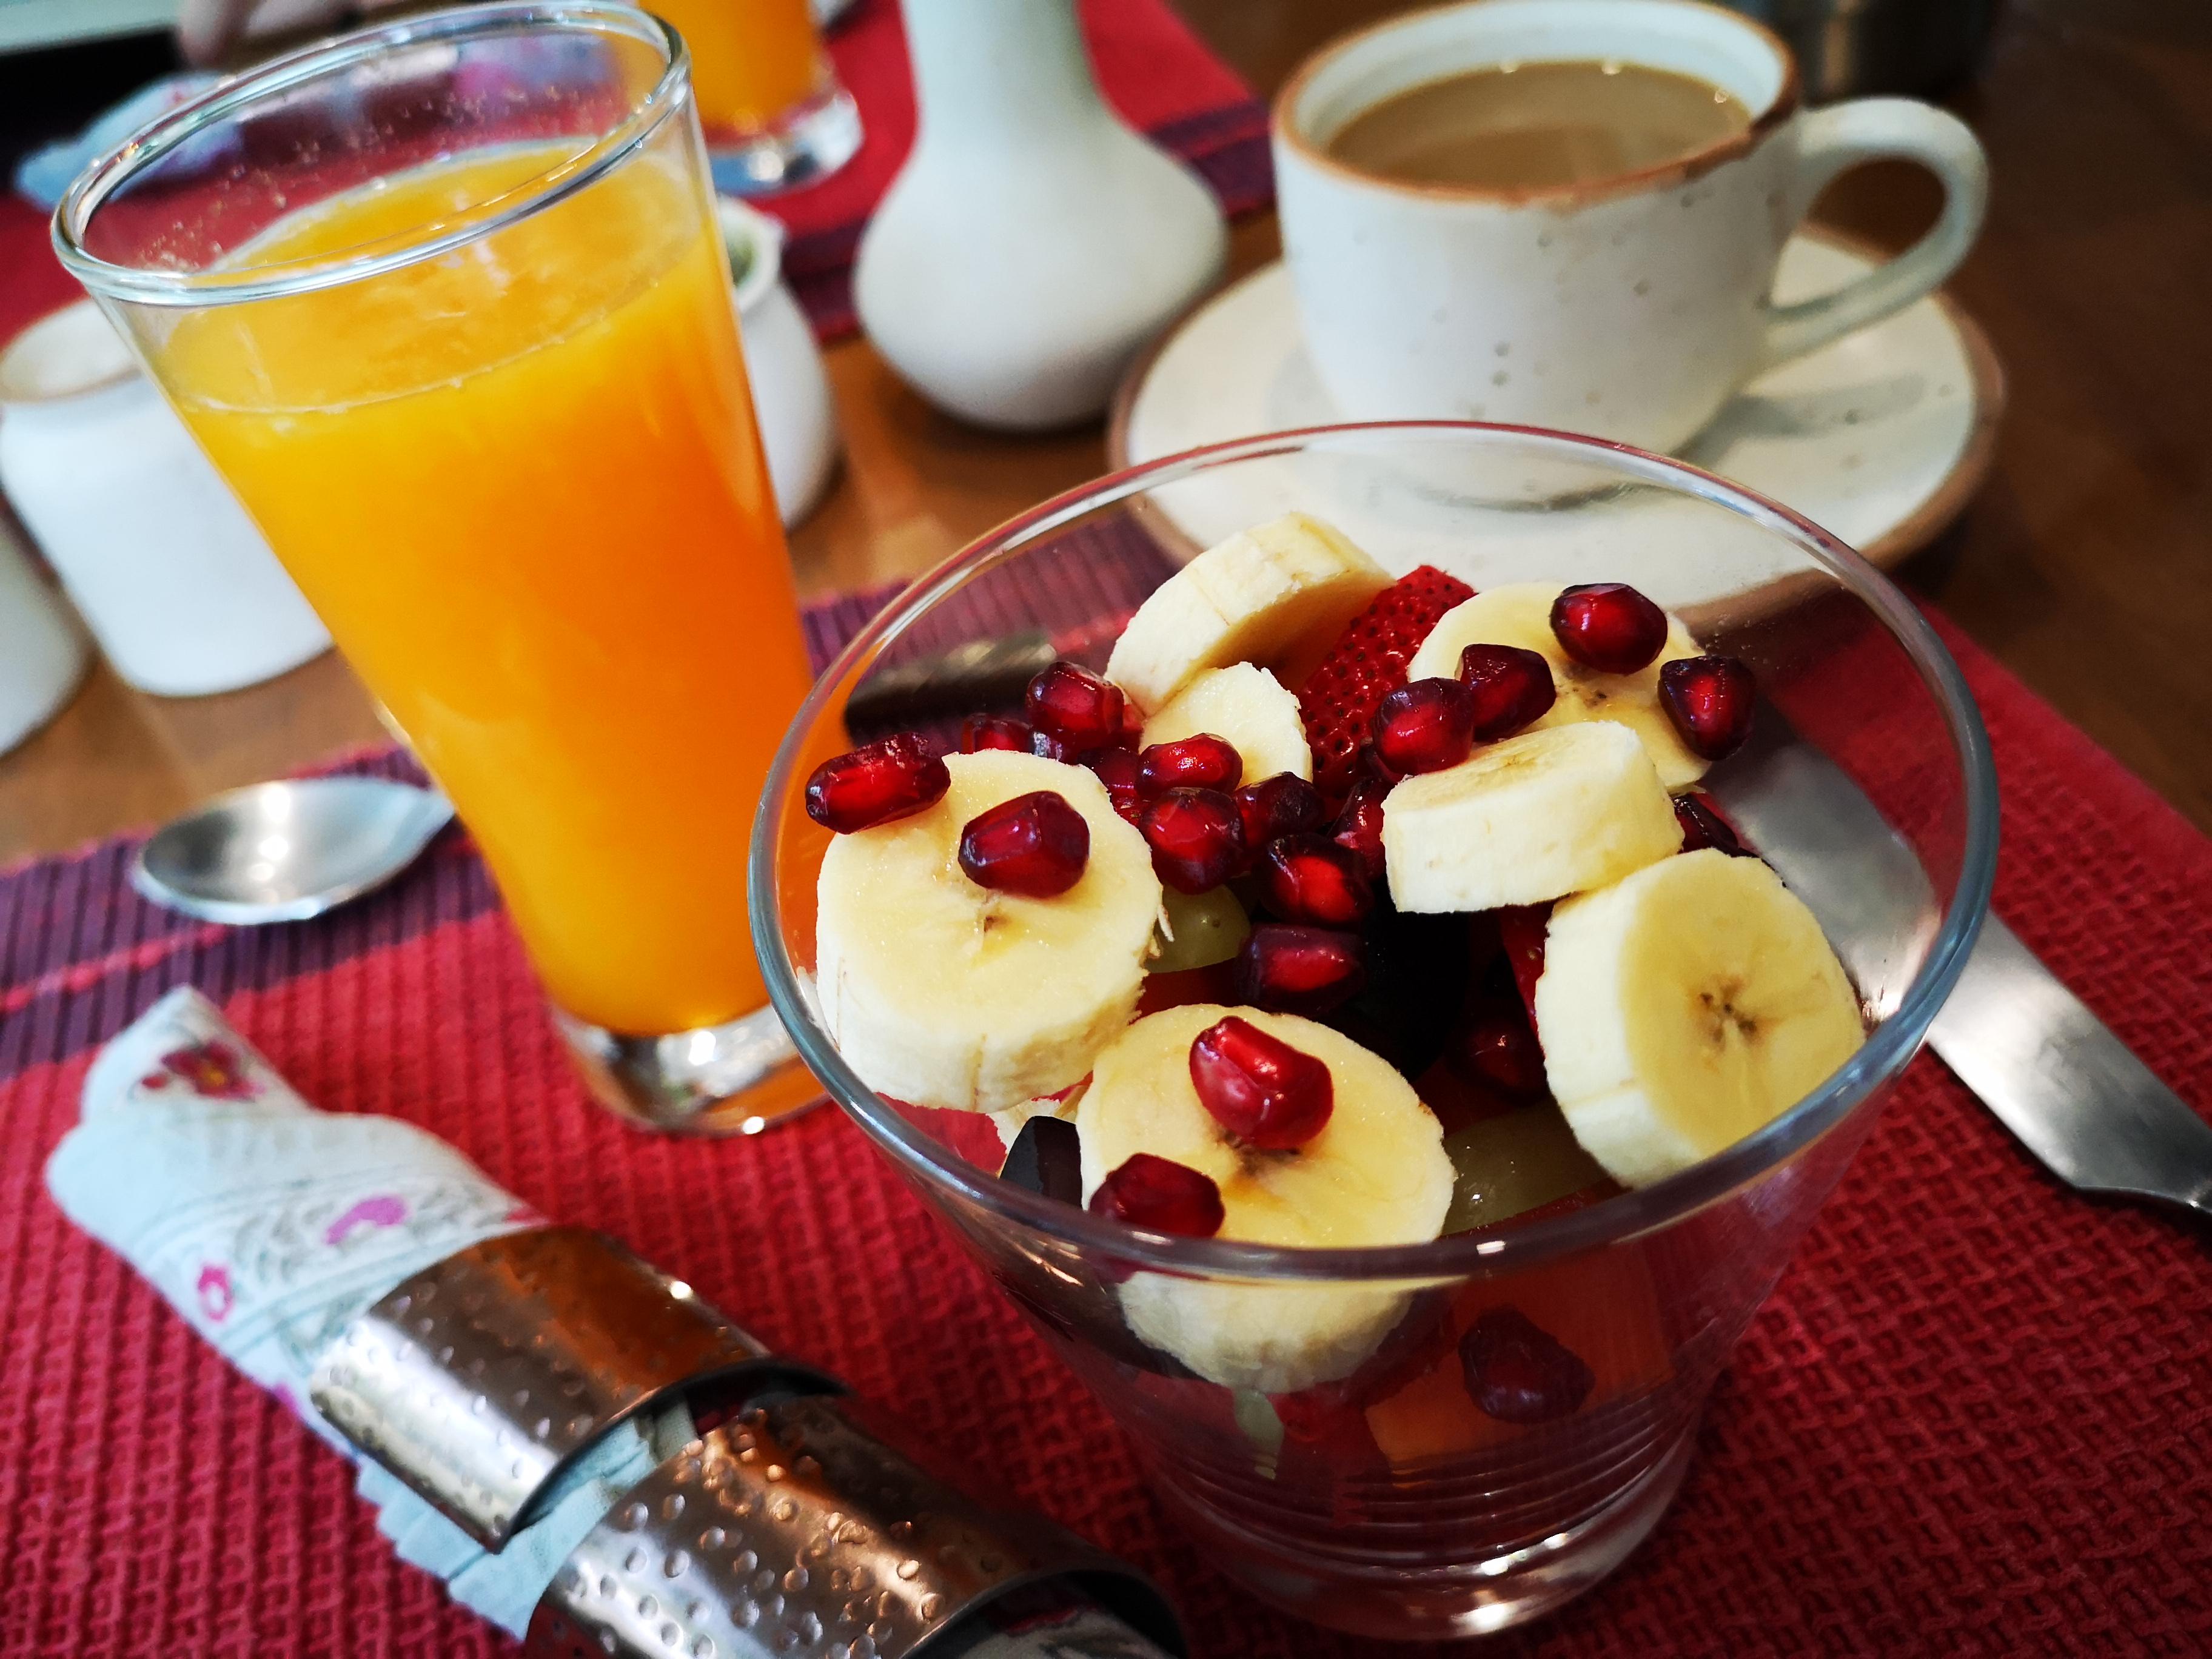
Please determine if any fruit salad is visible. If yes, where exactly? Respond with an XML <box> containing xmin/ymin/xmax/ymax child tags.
<box><xmin>803</xmin><ymin>512</ymin><xmax>1865</xmax><ymax>1403</ymax></box>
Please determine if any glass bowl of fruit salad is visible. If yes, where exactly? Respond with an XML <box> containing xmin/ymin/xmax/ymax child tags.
<box><xmin>751</xmin><ymin>422</ymin><xmax>1998</xmax><ymax>1641</ymax></box>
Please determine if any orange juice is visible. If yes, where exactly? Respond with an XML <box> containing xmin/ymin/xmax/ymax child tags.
<box><xmin>649</xmin><ymin>0</ymin><xmax>830</xmax><ymax>137</ymax></box>
<box><xmin>155</xmin><ymin>144</ymin><xmax>815</xmax><ymax>1037</ymax></box>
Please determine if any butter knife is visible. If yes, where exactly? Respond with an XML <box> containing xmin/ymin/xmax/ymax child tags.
<box><xmin>1925</xmin><ymin>915</ymin><xmax>2212</xmax><ymax>1221</ymax></box>
<box><xmin>1721</xmin><ymin>718</ymin><xmax>2212</xmax><ymax>1225</ymax></box>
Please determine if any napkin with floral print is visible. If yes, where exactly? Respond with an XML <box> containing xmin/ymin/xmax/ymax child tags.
<box><xmin>42</xmin><ymin>985</ymin><xmax>687</xmax><ymax>1637</ymax></box>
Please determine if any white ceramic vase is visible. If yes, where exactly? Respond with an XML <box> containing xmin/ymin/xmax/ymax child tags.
<box><xmin>854</xmin><ymin>0</ymin><xmax>1227</xmax><ymax>431</ymax></box>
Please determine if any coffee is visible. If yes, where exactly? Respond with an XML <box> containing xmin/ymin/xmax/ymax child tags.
<box><xmin>1325</xmin><ymin>60</ymin><xmax>1751</xmax><ymax>192</ymax></box>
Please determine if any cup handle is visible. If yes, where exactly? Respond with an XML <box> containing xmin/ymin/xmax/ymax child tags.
<box><xmin>1756</xmin><ymin>98</ymin><xmax>1989</xmax><ymax>372</ymax></box>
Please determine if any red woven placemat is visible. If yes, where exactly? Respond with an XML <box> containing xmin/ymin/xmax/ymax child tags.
<box><xmin>2</xmin><ymin>538</ymin><xmax>2208</xmax><ymax>1658</ymax></box>
<box><xmin>0</xmin><ymin>0</ymin><xmax>1269</xmax><ymax>350</ymax></box>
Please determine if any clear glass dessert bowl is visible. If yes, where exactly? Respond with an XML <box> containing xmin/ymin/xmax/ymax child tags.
<box><xmin>750</xmin><ymin>423</ymin><xmax>1998</xmax><ymax>1641</ymax></box>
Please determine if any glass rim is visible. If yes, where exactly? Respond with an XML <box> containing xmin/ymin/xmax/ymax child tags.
<box><xmin>52</xmin><ymin>1</ymin><xmax>690</xmax><ymax>307</ymax></box>
<box><xmin>749</xmin><ymin>420</ymin><xmax>2001</xmax><ymax>1283</ymax></box>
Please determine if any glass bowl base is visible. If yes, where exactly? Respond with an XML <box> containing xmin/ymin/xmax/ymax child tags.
<box><xmin>1150</xmin><ymin>1423</ymin><xmax>1697</xmax><ymax>1641</ymax></box>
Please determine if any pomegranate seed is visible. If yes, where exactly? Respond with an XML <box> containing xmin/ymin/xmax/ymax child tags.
<box><xmin>960</xmin><ymin>714</ymin><xmax>1033</xmax><ymax>754</ymax></box>
<box><xmin>1026</xmin><ymin>661</ymin><xmax>1127</xmax><ymax>752</ymax></box>
<box><xmin>1118</xmin><ymin>697</ymin><xmax>1147</xmax><ymax>751</ymax></box>
<box><xmin>957</xmin><ymin>790</ymin><xmax>1090</xmax><ymax>897</ymax></box>
<box><xmin>1188</xmin><ymin>1016</ymin><xmax>1335</xmax><ymax>1150</ymax></box>
<box><xmin>1088</xmin><ymin>1153</ymin><xmax>1224</xmax><ymax>1237</ymax></box>
<box><xmin>1139</xmin><ymin>787</ymin><xmax>1246</xmax><ymax>894</ymax></box>
<box><xmin>1457</xmin><ymin>643</ymin><xmax>1558</xmax><ymax>740</ymax></box>
<box><xmin>1371</xmin><ymin>677</ymin><xmax>1476</xmax><ymax>776</ymax></box>
<box><xmin>1450</xmin><ymin>999</ymin><xmax>1547</xmax><ymax>1098</ymax></box>
<box><xmin>1330</xmin><ymin>776</ymin><xmax>1389</xmax><ymax>879</ymax></box>
<box><xmin>1659</xmin><ymin>654</ymin><xmax>1757</xmax><ymax>760</ymax></box>
<box><xmin>1138</xmin><ymin>733</ymin><xmax>1242</xmax><ymax>797</ymax></box>
<box><xmin>1235</xmin><ymin>773</ymin><xmax>1326</xmax><ymax>850</ymax></box>
<box><xmin>1259</xmin><ymin>833</ymin><xmax>1373</xmax><ymax>928</ymax></box>
<box><xmin>1674</xmin><ymin>793</ymin><xmax>1751</xmax><ymax>856</ymax></box>
<box><xmin>1550</xmin><ymin>583</ymin><xmax>1668</xmax><ymax>674</ymax></box>
<box><xmin>1459</xmin><ymin>1308</ymin><xmax>1594</xmax><ymax>1423</ymax></box>
<box><xmin>804</xmin><ymin>734</ymin><xmax>950</xmax><ymax>833</ymax></box>
<box><xmin>1236</xmin><ymin>923</ymin><xmax>1367</xmax><ymax>1016</ymax></box>
<box><xmin>1084</xmin><ymin>747</ymin><xmax>1145</xmax><ymax>826</ymax></box>
<box><xmin>1028</xmin><ymin>726</ymin><xmax>1071</xmax><ymax>762</ymax></box>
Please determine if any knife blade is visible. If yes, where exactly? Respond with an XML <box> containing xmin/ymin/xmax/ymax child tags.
<box><xmin>1718</xmin><ymin>714</ymin><xmax>2212</xmax><ymax>1224</ymax></box>
<box><xmin>1925</xmin><ymin>914</ymin><xmax>2212</xmax><ymax>1219</ymax></box>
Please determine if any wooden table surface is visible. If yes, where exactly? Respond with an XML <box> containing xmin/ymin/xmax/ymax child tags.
<box><xmin>2</xmin><ymin>0</ymin><xmax>2207</xmax><ymax>862</ymax></box>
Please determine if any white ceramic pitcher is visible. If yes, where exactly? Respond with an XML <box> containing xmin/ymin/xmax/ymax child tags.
<box><xmin>854</xmin><ymin>0</ymin><xmax>1228</xmax><ymax>430</ymax></box>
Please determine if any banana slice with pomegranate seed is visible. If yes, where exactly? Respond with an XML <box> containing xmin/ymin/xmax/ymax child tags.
<box><xmin>816</xmin><ymin>750</ymin><xmax>1161</xmax><ymax>1113</ymax></box>
<box><xmin>1107</xmin><ymin>514</ymin><xmax>1392</xmax><ymax>711</ymax></box>
<box><xmin>1077</xmin><ymin>1004</ymin><xmax>1453</xmax><ymax>1393</ymax></box>
<box><xmin>1383</xmin><ymin>721</ymin><xmax>1681</xmax><ymax>913</ymax></box>
<box><xmin>1405</xmin><ymin>582</ymin><xmax>1708</xmax><ymax>789</ymax></box>
<box><xmin>1537</xmin><ymin>850</ymin><xmax>1866</xmax><ymax>1188</ymax></box>
<box><xmin>1139</xmin><ymin>663</ymin><xmax>1313</xmax><ymax>783</ymax></box>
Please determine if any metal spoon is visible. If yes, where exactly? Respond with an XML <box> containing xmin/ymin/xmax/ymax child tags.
<box><xmin>132</xmin><ymin>777</ymin><xmax>455</xmax><ymax>925</ymax></box>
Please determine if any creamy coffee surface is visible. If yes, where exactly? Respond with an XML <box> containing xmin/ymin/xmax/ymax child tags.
<box><xmin>1326</xmin><ymin>60</ymin><xmax>1752</xmax><ymax>191</ymax></box>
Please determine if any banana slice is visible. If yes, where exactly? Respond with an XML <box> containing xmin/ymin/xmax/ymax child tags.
<box><xmin>1106</xmin><ymin>513</ymin><xmax>1392</xmax><ymax>711</ymax></box>
<box><xmin>1077</xmin><ymin>1004</ymin><xmax>1453</xmax><ymax>1392</ymax></box>
<box><xmin>816</xmin><ymin>750</ymin><xmax>1161</xmax><ymax>1113</ymax></box>
<box><xmin>1139</xmin><ymin>663</ymin><xmax>1313</xmax><ymax>782</ymax></box>
<box><xmin>1382</xmin><ymin>721</ymin><xmax>1681</xmax><ymax>913</ymax></box>
<box><xmin>1405</xmin><ymin>582</ymin><xmax>1708</xmax><ymax>789</ymax></box>
<box><xmin>1537</xmin><ymin>850</ymin><xmax>1866</xmax><ymax>1188</ymax></box>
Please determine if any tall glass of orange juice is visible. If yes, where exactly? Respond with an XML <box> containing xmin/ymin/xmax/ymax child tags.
<box><xmin>653</xmin><ymin>0</ymin><xmax>863</xmax><ymax>195</ymax></box>
<box><xmin>57</xmin><ymin>2</ymin><xmax>826</xmax><ymax>1133</ymax></box>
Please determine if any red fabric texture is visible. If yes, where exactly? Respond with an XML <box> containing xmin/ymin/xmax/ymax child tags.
<box><xmin>2</xmin><ymin>578</ymin><xmax>2208</xmax><ymax>1655</ymax></box>
<box><xmin>0</xmin><ymin>193</ymin><xmax>78</xmax><ymax>350</ymax></box>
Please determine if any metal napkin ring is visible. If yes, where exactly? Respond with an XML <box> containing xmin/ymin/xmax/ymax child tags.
<box><xmin>527</xmin><ymin>1392</ymin><xmax>1184</xmax><ymax>1659</ymax></box>
<box><xmin>309</xmin><ymin>1227</ymin><xmax>821</xmax><ymax>1547</ymax></box>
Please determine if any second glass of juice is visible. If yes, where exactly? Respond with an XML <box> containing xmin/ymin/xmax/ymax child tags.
<box><xmin>57</xmin><ymin>2</ymin><xmax>827</xmax><ymax>1132</ymax></box>
<box><xmin>652</xmin><ymin>0</ymin><xmax>863</xmax><ymax>196</ymax></box>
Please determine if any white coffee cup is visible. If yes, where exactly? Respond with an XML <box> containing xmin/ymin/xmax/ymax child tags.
<box><xmin>1272</xmin><ymin>0</ymin><xmax>1989</xmax><ymax>454</ymax></box>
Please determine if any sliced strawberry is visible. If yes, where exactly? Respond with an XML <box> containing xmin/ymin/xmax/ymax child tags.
<box><xmin>1296</xmin><ymin>566</ymin><xmax>1475</xmax><ymax>808</ymax></box>
<box><xmin>1495</xmin><ymin>903</ymin><xmax>1551</xmax><ymax>1032</ymax></box>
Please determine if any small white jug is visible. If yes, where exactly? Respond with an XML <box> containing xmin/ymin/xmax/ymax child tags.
<box><xmin>0</xmin><ymin>301</ymin><xmax>330</xmax><ymax>698</ymax></box>
<box><xmin>717</xmin><ymin>198</ymin><xmax>841</xmax><ymax>528</ymax></box>
<box><xmin>854</xmin><ymin>0</ymin><xmax>1227</xmax><ymax>431</ymax></box>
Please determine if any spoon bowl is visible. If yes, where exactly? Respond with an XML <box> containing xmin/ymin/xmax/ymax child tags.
<box><xmin>132</xmin><ymin>777</ymin><xmax>454</xmax><ymax>925</ymax></box>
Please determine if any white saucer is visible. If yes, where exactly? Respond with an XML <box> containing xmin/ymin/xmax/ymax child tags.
<box><xmin>1111</xmin><ymin>228</ymin><xmax>2003</xmax><ymax>589</ymax></box>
